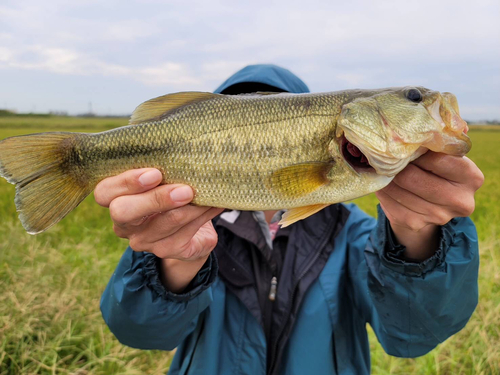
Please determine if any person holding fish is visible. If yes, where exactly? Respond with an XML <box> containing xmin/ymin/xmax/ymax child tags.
<box><xmin>0</xmin><ymin>65</ymin><xmax>484</xmax><ymax>374</ymax></box>
<box><xmin>95</xmin><ymin>65</ymin><xmax>484</xmax><ymax>375</ymax></box>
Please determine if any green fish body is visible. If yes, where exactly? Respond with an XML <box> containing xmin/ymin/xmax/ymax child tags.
<box><xmin>0</xmin><ymin>88</ymin><xmax>471</xmax><ymax>234</ymax></box>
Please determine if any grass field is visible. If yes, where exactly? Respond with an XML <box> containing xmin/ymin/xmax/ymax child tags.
<box><xmin>0</xmin><ymin>116</ymin><xmax>499</xmax><ymax>374</ymax></box>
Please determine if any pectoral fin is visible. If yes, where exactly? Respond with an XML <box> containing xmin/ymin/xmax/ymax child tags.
<box><xmin>269</xmin><ymin>162</ymin><xmax>333</xmax><ymax>198</ymax></box>
<box><xmin>279</xmin><ymin>204</ymin><xmax>329</xmax><ymax>227</ymax></box>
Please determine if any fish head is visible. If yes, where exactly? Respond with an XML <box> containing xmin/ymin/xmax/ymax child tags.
<box><xmin>336</xmin><ymin>87</ymin><xmax>471</xmax><ymax>176</ymax></box>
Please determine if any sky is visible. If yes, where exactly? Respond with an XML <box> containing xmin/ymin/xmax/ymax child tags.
<box><xmin>0</xmin><ymin>0</ymin><xmax>499</xmax><ymax>120</ymax></box>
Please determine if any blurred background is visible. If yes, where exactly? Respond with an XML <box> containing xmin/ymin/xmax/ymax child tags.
<box><xmin>0</xmin><ymin>0</ymin><xmax>499</xmax><ymax>374</ymax></box>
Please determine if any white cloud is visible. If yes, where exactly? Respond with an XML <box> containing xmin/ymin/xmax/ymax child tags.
<box><xmin>0</xmin><ymin>45</ymin><xmax>80</xmax><ymax>74</ymax></box>
<box><xmin>0</xmin><ymin>44</ymin><xmax>199</xmax><ymax>87</ymax></box>
<box><xmin>335</xmin><ymin>73</ymin><xmax>370</xmax><ymax>87</ymax></box>
<box><xmin>0</xmin><ymin>46</ymin><xmax>14</xmax><ymax>62</ymax></box>
<box><xmin>136</xmin><ymin>63</ymin><xmax>200</xmax><ymax>86</ymax></box>
<box><xmin>104</xmin><ymin>20</ymin><xmax>162</xmax><ymax>42</ymax></box>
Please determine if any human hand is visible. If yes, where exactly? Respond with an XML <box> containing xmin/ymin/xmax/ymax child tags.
<box><xmin>375</xmin><ymin>152</ymin><xmax>484</xmax><ymax>260</ymax></box>
<box><xmin>94</xmin><ymin>168</ymin><xmax>223</xmax><ymax>291</ymax></box>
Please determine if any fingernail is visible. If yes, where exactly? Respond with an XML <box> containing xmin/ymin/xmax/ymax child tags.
<box><xmin>170</xmin><ymin>186</ymin><xmax>193</xmax><ymax>202</ymax></box>
<box><xmin>139</xmin><ymin>170</ymin><xmax>162</xmax><ymax>186</ymax></box>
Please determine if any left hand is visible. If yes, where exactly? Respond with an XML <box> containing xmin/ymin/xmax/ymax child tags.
<box><xmin>375</xmin><ymin>151</ymin><xmax>484</xmax><ymax>260</ymax></box>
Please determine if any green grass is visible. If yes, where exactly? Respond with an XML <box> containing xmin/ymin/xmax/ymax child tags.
<box><xmin>0</xmin><ymin>115</ymin><xmax>128</xmax><ymax>132</ymax></box>
<box><xmin>0</xmin><ymin>116</ymin><xmax>499</xmax><ymax>374</ymax></box>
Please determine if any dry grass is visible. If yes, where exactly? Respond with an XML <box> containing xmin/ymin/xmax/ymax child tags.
<box><xmin>0</xmin><ymin>218</ymin><xmax>174</xmax><ymax>375</ymax></box>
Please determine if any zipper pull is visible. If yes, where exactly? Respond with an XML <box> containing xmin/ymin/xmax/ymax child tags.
<box><xmin>268</xmin><ymin>276</ymin><xmax>278</xmax><ymax>301</ymax></box>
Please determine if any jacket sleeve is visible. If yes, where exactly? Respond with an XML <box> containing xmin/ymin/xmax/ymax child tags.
<box><xmin>100</xmin><ymin>247</ymin><xmax>217</xmax><ymax>351</ymax></box>
<box><xmin>345</xmin><ymin>204</ymin><xmax>479</xmax><ymax>358</ymax></box>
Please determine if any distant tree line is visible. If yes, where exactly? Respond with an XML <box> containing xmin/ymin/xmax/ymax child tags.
<box><xmin>465</xmin><ymin>119</ymin><xmax>500</xmax><ymax>125</ymax></box>
<box><xmin>0</xmin><ymin>108</ymin><xmax>497</xmax><ymax>124</ymax></box>
<box><xmin>0</xmin><ymin>109</ymin><xmax>128</xmax><ymax>118</ymax></box>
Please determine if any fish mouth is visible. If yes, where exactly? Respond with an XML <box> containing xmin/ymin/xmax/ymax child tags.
<box><xmin>340</xmin><ymin>134</ymin><xmax>375</xmax><ymax>174</ymax></box>
<box><xmin>337</xmin><ymin>129</ymin><xmax>421</xmax><ymax>177</ymax></box>
<box><xmin>424</xmin><ymin>96</ymin><xmax>472</xmax><ymax>156</ymax></box>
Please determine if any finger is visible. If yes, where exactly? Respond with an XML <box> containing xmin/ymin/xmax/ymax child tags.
<box><xmin>377</xmin><ymin>190</ymin><xmax>429</xmax><ymax>232</ymax></box>
<box><xmin>109</xmin><ymin>184</ymin><xmax>194</xmax><ymax>226</ymax></box>
<box><xmin>95</xmin><ymin>168</ymin><xmax>163</xmax><ymax>207</ymax></box>
<box><xmin>377</xmin><ymin>181</ymin><xmax>448</xmax><ymax>219</ymax></box>
<box><xmin>135</xmin><ymin>204</ymin><xmax>215</xmax><ymax>242</ymax></box>
<box><xmin>183</xmin><ymin>220</ymin><xmax>221</xmax><ymax>260</ymax></box>
<box><xmin>411</xmin><ymin>152</ymin><xmax>478</xmax><ymax>184</ymax></box>
<box><xmin>156</xmin><ymin>207</ymin><xmax>224</xmax><ymax>259</ymax></box>
<box><xmin>393</xmin><ymin>164</ymin><xmax>476</xmax><ymax>218</ymax></box>
<box><xmin>392</xmin><ymin>164</ymin><xmax>459</xmax><ymax>206</ymax></box>
<box><xmin>131</xmin><ymin>207</ymin><xmax>224</xmax><ymax>257</ymax></box>
<box><xmin>112</xmin><ymin>212</ymin><xmax>162</xmax><ymax>238</ymax></box>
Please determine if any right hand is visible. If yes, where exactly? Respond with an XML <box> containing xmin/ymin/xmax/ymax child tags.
<box><xmin>94</xmin><ymin>168</ymin><xmax>223</xmax><ymax>291</ymax></box>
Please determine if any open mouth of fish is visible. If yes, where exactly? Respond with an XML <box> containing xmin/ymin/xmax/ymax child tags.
<box><xmin>339</xmin><ymin>135</ymin><xmax>375</xmax><ymax>173</ymax></box>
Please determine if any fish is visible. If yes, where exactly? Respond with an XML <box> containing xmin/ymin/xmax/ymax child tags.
<box><xmin>0</xmin><ymin>87</ymin><xmax>471</xmax><ymax>234</ymax></box>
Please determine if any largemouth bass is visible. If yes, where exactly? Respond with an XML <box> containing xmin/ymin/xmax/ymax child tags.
<box><xmin>0</xmin><ymin>87</ymin><xmax>471</xmax><ymax>234</ymax></box>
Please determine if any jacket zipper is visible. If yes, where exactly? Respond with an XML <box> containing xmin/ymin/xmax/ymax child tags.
<box><xmin>268</xmin><ymin>276</ymin><xmax>278</xmax><ymax>301</ymax></box>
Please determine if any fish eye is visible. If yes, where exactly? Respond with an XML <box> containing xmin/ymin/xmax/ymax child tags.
<box><xmin>406</xmin><ymin>88</ymin><xmax>422</xmax><ymax>103</ymax></box>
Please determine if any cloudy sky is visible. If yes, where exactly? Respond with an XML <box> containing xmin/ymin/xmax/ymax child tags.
<box><xmin>0</xmin><ymin>0</ymin><xmax>499</xmax><ymax>120</ymax></box>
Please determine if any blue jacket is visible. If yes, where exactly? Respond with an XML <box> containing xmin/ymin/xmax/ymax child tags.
<box><xmin>100</xmin><ymin>65</ymin><xmax>479</xmax><ymax>374</ymax></box>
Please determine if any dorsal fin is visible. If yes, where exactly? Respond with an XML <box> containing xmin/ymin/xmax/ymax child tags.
<box><xmin>129</xmin><ymin>92</ymin><xmax>220</xmax><ymax>125</ymax></box>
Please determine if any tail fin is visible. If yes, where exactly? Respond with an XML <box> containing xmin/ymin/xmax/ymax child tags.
<box><xmin>0</xmin><ymin>132</ymin><xmax>93</xmax><ymax>234</ymax></box>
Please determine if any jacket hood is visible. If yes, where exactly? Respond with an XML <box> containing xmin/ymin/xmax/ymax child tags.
<box><xmin>214</xmin><ymin>64</ymin><xmax>309</xmax><ymax>94</ymax></box>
